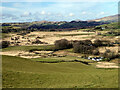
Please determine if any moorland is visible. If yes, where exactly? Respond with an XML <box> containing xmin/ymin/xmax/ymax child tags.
<box><xmin>1</xmin><ymin>14</ymin><xmax>120</xmax><ymax>88</ymax></box>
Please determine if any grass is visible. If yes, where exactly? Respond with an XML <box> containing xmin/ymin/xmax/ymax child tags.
<box><xmin>31</xmin><ymin>56</ymin><xmax>94</xmax><ymax>62</ymax></box>
<box><xmin>102</xmin><ymin>34</ymin><xmax>116</xmax><ymax>36</ymax></box>
<box><xmin>0</xmin><ymin>33</ymin><xmax>10</xmax><ymax>39</ymax></box>
<box><xmin>1</xmin><ymin>28</ymin><xmax>119</xmax><ymax>88</ymax></box>
<box><xmin>56</xmin><ymin>33</ymin><xmax>94</xmax><ymax>37</ymax></box>
<box><xmin>96</xmin><ymin>22</ymin><xmax>119</xmax><ymax>32</ymax></box>
<box><xmin>28</xmin><ymin>34</ymin><xmax>36</xmax><ymax>37</ymax></box>
<box><xmin>2</xmin><ymin>45</ymin><xmax>54</xmax><ymax>52</ymax></box>
<box><xmin>2</xmin><ymin>55</ymin><xmax>118</xmax><ymax>88</ymax></box>
<box><xmin>99</xmin><ymin>22</ymin><xmax>118</xmax><ymax>29</ymax></box>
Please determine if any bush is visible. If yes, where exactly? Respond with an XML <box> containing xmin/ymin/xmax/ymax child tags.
<box><xmin>102</xmin><ymin>50</ymin><xmax>119</xmax><ymax>61</ymax></box>
<box><xmin>94</xmin><ymin>26</ymin><xmax>102</xmax><ymax>30</ymax></box>
<box><xmin>73</xmin><ymin>42</ymin><xmax>81</xmax><ymax>53</ymax></box>
<box><xmin>93</xmin><ymin>40</ymin><xmax>112</xmax><ymax>47</ymax></box>
<box><xmin>54</xmin><ymin>39</ymin><xmax>72</xmax><ymax>50</ymax></box>
<box><xmin>92</xmin><ymin>49</ymin><xmax>100</xmax><ymax>55</ymax></box>
<box><xmin>0</xmin><ymin>41</ymin><xmax>10</xmax><ymax>48</ymax></box>
<box><xmin>73</xmin><ymin>42</ymin><xmax>95</xmax><ymax>54</ymax></box>
<box><xmin>93</xmin><ymin>39</ymin><xmax>102</xmax><ymax>47</ymax></box>
<box><xmin>101</xmin><ymin>40</ymin><xmax>112</xmax><ymax>46</ymax></box>
<box><xmin>82</xmin><ymin>40</ymin><xmax>92</xmax><ymax>46</ymax></box>
<box><xmin>32</xmin><ymin>40</ymin><xmax>44</xmax><ymax>44</ymax></box>
<box><xmin>72</xmin><ymin>40</ymin><xmax>92</xmax><ymax>46</ymax></box>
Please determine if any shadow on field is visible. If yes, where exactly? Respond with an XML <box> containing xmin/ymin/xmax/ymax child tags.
<box><xmin>36</xmin><ymin>59</ymin><xmax>93</xmax><ymax>65</ymax></box>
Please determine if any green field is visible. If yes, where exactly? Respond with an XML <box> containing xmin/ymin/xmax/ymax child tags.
<box><xmin>2</xmin><ymin>45</ymin><xmax>54</xmax><ymax>52</ymax></box>
<box><xmin>2</xmin><ymin>25</ymin><xmax>119</xmax><ymax>88</ymax></box>
<box><xmin>99</xmin><ymin>22</ymin><xmax>118</xmax><ymax>29</ymax></box>
<box><xmin>2</xmin><ymin>55</ymin><xmax>118</xmax><ymax>88</ymax></box>
<box><xmin>0</xmin><ymin>33</ymin><xmax>10</xmax><ymax>39</ymax></box>
<box><xmin>56</xmin><ymin>33</ymin><xmax>94</xmax><ymax>37</ymax></box>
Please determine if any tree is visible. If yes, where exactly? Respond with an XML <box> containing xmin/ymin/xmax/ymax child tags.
<box><xmin>54</xmin><ymin>39</ymin><xmax>72</xmax><ymax>50</ymax></box>
<box><xmin>73</xmin><ymin>42</ymin><xmax>95</xmax><ymax>54</ymax></box>
<box><xmin>93</xmin><ymin>39</ymin><xmax>102</xmax><ymax>47</ymax></box>
<box><xmin>0</xmin><ymin>41</ymin><xmax>10</xmax><ymax>48</ymax></box>
<box><xmin>92</xmin><ymin>49</ymin><xmax>100</xmax><ymax>55</ymax></box>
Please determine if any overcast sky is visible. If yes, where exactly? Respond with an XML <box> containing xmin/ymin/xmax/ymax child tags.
<box><xmin>0</xmin><ymin>1</ymin><xmax>119</xmax><ymax>23</ymax></box>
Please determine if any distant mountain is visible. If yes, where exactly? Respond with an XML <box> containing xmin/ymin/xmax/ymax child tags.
<box><xmin>88</xmin><ymin>14</ymin><xmax>119</xmax><ymax>23</ymax></box>
<box><xmin>2</xmin><ymin>16</ymin><xmax>113</xmax><ymax>33</ymax></box>
<box><xmin>27</xmin><ymin>20</ymin><xmax>107</xmax><ymax>31</ymax></box>
<box><xmin>2</xmin><ymin>20</ymin><xmax>108</xmax><ymax>33</ymax></box>
<box><xmin>31</xmin><ymin>21</ymin><xmax>67</xmax><ymax>25</ymax></box>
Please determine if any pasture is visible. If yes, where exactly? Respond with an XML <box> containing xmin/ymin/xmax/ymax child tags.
<box><xmin>1</xmin><ymin>30</ymin><xmax>119</xmax><ymax>88</ymax></box>
<box><xmin>2</xmin><ymin>55</ymin><xmax>118</xmax><ymax>88</ymax></box>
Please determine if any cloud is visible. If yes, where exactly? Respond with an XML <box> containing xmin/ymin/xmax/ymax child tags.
<box><xmin>69</xmin><ymin>13</ymin><xmax>74</xmax><ymax>16</ymax></box>
<box><xmin>99</xmin><ymin>12</ymin><xmax>105</xmax><ymax>15</ymax></box>
<box><xmin>48</xmin><ymin>12</ymin><xmax>51</xmax><ymax>15</ymax></box>
<box><xmin>21</xmin><ymin>12</ymin><xmax>32</xmax><ymax>17</ymax></box>
<box><xmin>1</xmin><ymin>1</ymin><xmax>118</xmax><ymax>22</ymax></box>
<box><xmin>2</xmin><ymin>0</ymin><xmax>120</xmax><ymax>2</ymax></box>
<box><xmin>41</xmin><ymin>11</ymin><xmax>45</xmax><ymax>15</ymax></box>
<box><xmin>12</xmin><ymin>3</ymin><xmax>23</xmax><ymax>7</ymax></box>
<box><xmin>2</xmin><ymin>13</ymin><xmax>18</xmax><ymax>21</ymax></box>
<box><xmin>0</xmin><ymin>6</ymin><xmax>20</xmax><ymax>12</ymax></box>
<box><xmin>2</xmin><ymin>13</ymin><xmax>16</xmax><ymax>18</ymax></box>
<box><xmin>82</xmin><ymin>11</ymin><xmax>87</xmax><ymax>14</ymax></box>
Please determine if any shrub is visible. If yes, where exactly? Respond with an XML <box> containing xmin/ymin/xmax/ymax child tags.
<box><xmin>82</xmin><ymin>40</ymin><xmax>92</xmax><ymax>46</ymax></box>
<box><xmin>101</xmin><ymin>40</ymin><xmax>112</xmax><ymax>46</ymax></box>
<box><xmin>72</xmin><ymin>40</ymin><xmax>92</xmax><ymax>46</ymax></box>
<box><xmin>94</xmin><ymin>26</ymin><xmax>102</xmax><ymax>30</ymax></box>
<box><xmin>73</xmin><ymin>42</ymin><xmax>81</xmax><ymax>53</ymax></box>
<box><xmin>108</xmin><ymin>52</ymin><xmax>118</xmax><ymax>59</ymax></box>
<box><xmin>105</xmin><ymin>49</ymin><xmax>111</xmax><ymax>53</ymax></box>
<box><xmin>102</xmin><ymin>58</ymin><xmax>110</xmax><ymax>61</ymax></box>
<box><xmin>102</xmin><ymin>50</ymin><xmax>119</xmax><ymax>61</ymax></box>
<box><xmin>32</xmin><ymin>40</ymin><xmax>44</xmax><ymax>44</ymax></box>
<box><xmin>0</xmin><ymin>41</ymin><xmax>10</xmax><ymax>48</ymax></box>
<box><xmin>73</xmin><ymin>42</ymin><xmax>95</xmax><ymax>54</ymax></box>
<box><xmin>93</xmin><ymin>39</ymin><xmax>102</xmax><ymax>47</ymax></box>
<box><xmin>92</xmin><ymin>49</ymin><xmax>100</xmax><ymax>55</ymax></box>
<box><xmin>93</xmin><ymin>40</ymin><xmax>112</xmax><ymax>47</ymax></box>
<box><xmin>54</xmin><ymin>39</ymin><xmax>72</xmax><ymax>50</ymax></box>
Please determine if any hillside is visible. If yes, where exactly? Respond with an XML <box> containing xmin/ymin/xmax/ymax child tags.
<box><xmin>88</xmin><ymin>14</ymin><xmax>119</xmax><ymax>23</ymax></box>
<box><xmin>2</xmin><ymin>55</ymin><xmax>118</xmax><ymax>88</ymax></box>
<box><xmin>99</xmin><ymin>22</ymin><xmax>119</xmax><ymax>29</ymax></box>
<box><xmin>2</xmin><ymin>14</ymin><xmax>120</xmax><ymax>33</ymax></box>
<box><xmin>1</xmin><ymin>20</ymin><xmax>107</xmax><ymax>33</ymax></box>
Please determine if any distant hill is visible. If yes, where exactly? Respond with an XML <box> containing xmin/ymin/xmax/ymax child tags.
<box><xmin>2</xmin><ymin>20</ymin><xmax>108</xmax><ymax>33</ymax></box>
<box><xmin>4</xmin><ymin>15</ymin><xmax>120</xmax><ymax>33</ymax></box>
<box><xmin>27</xmin><ymin>20</ymin><xmax>107</xmax><ymax>31</ymax></box>
<box><xmin>88</xmin><ymin>14</ymin><xmax>119</xmax><ymax>23</ymax></box>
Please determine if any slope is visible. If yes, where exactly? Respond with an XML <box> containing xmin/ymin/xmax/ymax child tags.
<box><xmin>2</xmin><ymin>55</ymin><xmax>118</xmax><ymax>88</ymax></box>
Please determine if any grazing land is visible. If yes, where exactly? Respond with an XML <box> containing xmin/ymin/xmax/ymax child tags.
<box><xmin>1</xmin><ymin>21</ymin><xmax>120</xmax><ymax>88</ymax></box>
<box><xmin>2</xmin><ymin>55</ymin><xmax>118</xmax><ymax>88</ymax></box>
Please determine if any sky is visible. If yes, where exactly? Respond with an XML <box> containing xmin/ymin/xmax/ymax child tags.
<box><xmin>0</xmin><ymin>1</ymin><xmax>119</xmax><ymax>23</ymax></box>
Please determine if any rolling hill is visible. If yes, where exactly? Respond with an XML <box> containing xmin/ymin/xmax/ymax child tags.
<box><xmin>2</xmin><ymin>55</ymin><xmax>118</xmax><ymax>88</ymax></box>
<box><xmin>88</xmin><ymin>14</ymin><xmax>119</xmax><ymax>23</ymax></box>
<box><xmin>1</xmin><ymin>14</ymin><xmax>120</xmax><ymax>33</ymax></box>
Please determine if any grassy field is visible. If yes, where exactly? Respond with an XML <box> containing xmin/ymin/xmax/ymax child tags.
<box><xmin>56</xmin><ymin>33</ymin><xmax>94</xmax><ymax>37</ymax></box>
<box><xmin>2</xmin><ymin>55</ymin><xmax>118</xmax><ymax>88</ymax></box>
<box><xmin>31</xmin><ymin>56</ymin><xmax>94</xmax><ymax>62</ymax></box>
<box><xmin>2</xmin><ymin>45</ymin><xmax>54</xmax><ymax>52</ymax></box>
<box><xmin>2</xmin><ymin>27</ymin><xmax>119</xmax><ymax>88</ymax></box>
<box><xmin>0</xmin><ymin>33</ymin><xmax>10</xmax><ymax>39</ymax></box>
<box><xmin>99</xmin><ymin>22</ymin><xmax>118</xmax><ymax>29</ymax></box>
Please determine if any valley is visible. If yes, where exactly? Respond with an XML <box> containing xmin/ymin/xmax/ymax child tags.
<box><xmin>1</xmin><ymin>15</ymin><xmax>120</xmax><ymax>88</ymax></box>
